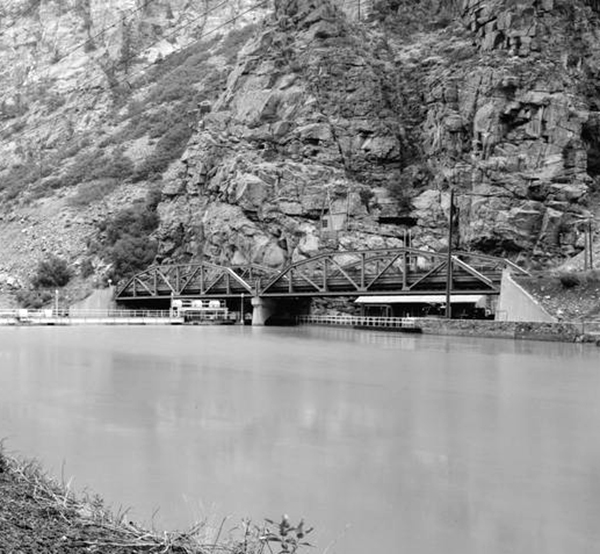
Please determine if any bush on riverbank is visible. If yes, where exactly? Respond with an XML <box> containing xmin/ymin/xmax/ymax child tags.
<box><xmin>15</xmin><ymin>255</ymin><xmax>72</xmax><ymax>309</ymax></box>
<box><xmin>0</xmin><ymin>447</ymin><xmax>314</xmax><ymax>554</ymax></box>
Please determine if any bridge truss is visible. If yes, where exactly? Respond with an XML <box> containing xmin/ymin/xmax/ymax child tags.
<box><xmin>116</xmin><ymin>262</ymin><xmax>274</xmax><ymax>300</ymax></box>
<box><xmin>116</xmin><ymin>248</ymin><xmax>528</xmax><ymax>302</ymax></box>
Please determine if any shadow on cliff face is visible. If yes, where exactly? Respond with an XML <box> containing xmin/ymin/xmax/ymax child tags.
<box><xmin>582</xmin><ymin>115</ymin><xmax>600</xmax><ymax>181</ymax></box>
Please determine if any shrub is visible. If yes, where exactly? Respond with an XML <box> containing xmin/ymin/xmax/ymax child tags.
<box><xmin>109</xmin><ymin>236</ymin><xmax>158</xmax><ymax>281</ymax></box>
<box><xmin>16</xmin><ymin>289</ymin><xmax>53</xmax><ymax>309</ymax></box>
<box><xmin>101</xmin><ymin>203</ymin><xmax>159</xmax><ymax>245</ymax></box>
<box><xmin>558</xmin><ymin>272</ymin><xmax>581</xmax><ymax>288</ymax></box>
<box><xmin>359</xmin><ymin>188</ymin><xmax>375</xmax><ymax>208</ymax></box>
<box><xmin>68</xmin><ymin>179</ymin><xmax>120</xmax><ymax>207</ymax></box>
<box><xmin>60</xmin><ymin>150</ymin><xmax>135</xmax><ymax>188</ymax></box>
<box><xmin>133</xmin><ymin>122</ymin><xmax>194</xmax><ymax>181</ymax></box>
<box><xmin>558</xmin><ymin>269</ymin><xmax>600</xmax><ymax>288</ymax></box>
<box><xmin>96</xmin><ymin>187</ymin><xmax>162</xmax><ymax>282</ymax></box>
<box><xmin>80</xmin><ymin>258</ymin><xmax>95</xmax><ymax>278</ymax></box>
<box><xmin>216</xmin><ymin>23</ymin><xmax>258</xmax><ymax>63</ymax></box>
<box><xmin>143</xmin><ymin>39</ymin><xmax>214</xmax><ymax>83</ymax></box>
<box><xmin>1</xmin><ymin>164</ymin><xmax>42</xmax><ymax>196</ymax></box>
<box><xmin>31</xmin><ymin>256</ymin><xmax>72</xmax><ymax>289</ymax></box>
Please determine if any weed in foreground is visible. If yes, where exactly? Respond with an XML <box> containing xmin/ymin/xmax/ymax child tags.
<box><xmin>0</xmin><ymin>447</ymin><xmax>316</xmax><ymax>554</ymax></box>
<box><xmin>260</xmin><ymin>515</ymin><xmax>314</xmax><ymax>554</ymax></box>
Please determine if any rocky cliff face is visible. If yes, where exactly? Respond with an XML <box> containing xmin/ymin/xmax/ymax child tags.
<box><xmin>0</xmin><ymin>0</ymin><xmax>271</xmax><ymax>298</ymax></box>
<box><xmin>0</xmin><ymin>0</ymin><xmax>599</xmax><ymax>300</ymax></box>
<box><xmin>159</xmin><ymin>0</ymin><xmax>600</xmax><ymax>268</ymax></box>
<box><xmin>434</xmin><ymin>0</ymin><xmax>600</xmax><ymax>259</ymax></box>
<box><xmin>159</xmin><ymin>0</ymin><xmax>410</xmax><ymax>268</ymax></box>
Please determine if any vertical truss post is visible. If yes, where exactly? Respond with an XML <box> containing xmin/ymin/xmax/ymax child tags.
<box><xmin>153</xmin><ymin>270</ymin><xmax>157</xmax><ymax>295</ymax></box>
<box><xmin>323</xmin><ymin>260</ymin><xmax>328</xmax><ymax>292</ymax></box>
<box><xmin>445</xmin><ymin>188</ymin><xmax>455</xmax><ymax>319</ymax></box>
<box><xmin>200</xmin><ymin>267</ymin><xmax>205</xmax><ymax>294</ymax></box>
<box><xmin>360</xmin><ymin>253</ymin><xmax>366</xmax><ymax>290</ymax></box>
<box><xmin>289</xmin><ymin>269</ymin><xmax>294</xmax><ymax>293</ymax></box>
<box><xmin>226</xmin><ymin>272</ymin><xmax>231</xmax><ymax>294</ymax></box>
<box><xmin>402</xmin><ymin>250</ymin><xmax>408</xmax><ymax>290</ymax></box>
<box><xmin>176</xmin><ymin>266</ymin><xmax>181</xmax><ymax>295</ymax></box>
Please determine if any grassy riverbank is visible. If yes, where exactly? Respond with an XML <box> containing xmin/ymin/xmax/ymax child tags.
<box><xmin>0</xmin><ymin>448</ymin><xmax>308</xmax><ymax>554</ymax></box>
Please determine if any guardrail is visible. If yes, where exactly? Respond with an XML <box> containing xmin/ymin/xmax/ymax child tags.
<box><xmin>0</xmin><ymin>309</ymin><xmax>182</xmax><ymax>326</ymax></box>
<box><xmin>298</xmin><ymin>314</ymin><xmax>600</xmax><ymax>343</ymax></box>
<box><xmin>0</xmin><ymin>309</ymin><xmax>174</xmax><ymax>319</ymax></box>
<box><xmin>297</xmin><ymin>314</ymin><xmax>419</xmax><ymax>329</ymax></box>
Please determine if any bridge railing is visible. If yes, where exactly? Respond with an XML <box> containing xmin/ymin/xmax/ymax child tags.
<box><xmin>297</xmin><ymin>314</ymin><xmax>418</xmax><ymax>329</ymax></box>
<box><xmin>0</xmin><ymin>309</ymin><xmax>176</xmax><ymax>319</ymax></box>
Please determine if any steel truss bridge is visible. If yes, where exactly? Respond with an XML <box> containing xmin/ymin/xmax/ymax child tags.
<box><xmin>115</xmin><ymin>248</ymin><xmax>528</xmax><ymax>303</ymax></box>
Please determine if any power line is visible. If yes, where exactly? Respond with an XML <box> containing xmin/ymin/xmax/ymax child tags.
<box><xmin>99</xmin><ymin>0</ymin><xmax>245</xmax><ymax>88</ymax></box>
<box><xmin>50</xmin><ymin>0</ymin><xmax>157</xmax><ymax>67</ymax></box>
<box><xmin>0</xmin><ymin>0</ymin><xmax>368</xmax><ymax>141</ymax></box>
<box><xmin>2</xmin><ymin>0</ymin><xmax>172</xmax><ymax>100</ymax></box>
<box><xmin>0</xmin><ymin>1</ymin><xmax>46</xmax><ymax>34</ymax></box>
<box><xmin>0</xmin><ymin>0</ymin><xmax>271</xmax><ymax>139</ymax></box>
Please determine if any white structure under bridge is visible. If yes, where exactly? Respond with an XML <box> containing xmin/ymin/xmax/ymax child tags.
<box><xmin>356</xmin><ymin>294</ymin><xmax>495</xmax><ymax>319</ymax></box>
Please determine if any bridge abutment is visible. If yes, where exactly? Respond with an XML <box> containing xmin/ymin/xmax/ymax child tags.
<box><xmin>251</xmin><ymin>297</ymin><xmax>276</xmax><ymax>326</ymax></box>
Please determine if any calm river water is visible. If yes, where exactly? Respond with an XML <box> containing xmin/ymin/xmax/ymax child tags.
<box><xmin>1</xmin><ymin>326</ymin><xmax>599</xmax><ymax>554</ymax></box>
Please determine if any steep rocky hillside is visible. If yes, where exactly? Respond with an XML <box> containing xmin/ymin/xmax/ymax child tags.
<box><xmin>1</xmin><ymin>0</ymin><xmax>600</xmax><ymax>305</ymax></box>
<box><xmin>0</xmin><ymin>0</ymin><xmax>274</xmax><ymax>302</ymax></box>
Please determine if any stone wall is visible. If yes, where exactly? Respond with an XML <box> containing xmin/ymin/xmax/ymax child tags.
<box><xmin>415</xmin><ymin>317</ymin><xmax>600</xmax><ymax>342</ymax></box>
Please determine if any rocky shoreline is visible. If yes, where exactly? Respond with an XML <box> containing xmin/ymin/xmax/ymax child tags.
<box><xmin>414</xmin><ymin>318</ymin><xmax>600</xmax><ymax>344</ymax></box>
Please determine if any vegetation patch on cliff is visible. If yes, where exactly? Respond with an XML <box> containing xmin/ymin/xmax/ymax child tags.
<box><xmin>93</xmin><ymin>187</ymin><xmax>162</xmax><ymax>283</ymax></box>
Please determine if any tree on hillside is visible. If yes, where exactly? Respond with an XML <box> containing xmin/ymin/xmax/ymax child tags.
<box><xmin>31</xmin><ymin>255</ymin><xmax>71</xmax><ymax>289</ymax></box>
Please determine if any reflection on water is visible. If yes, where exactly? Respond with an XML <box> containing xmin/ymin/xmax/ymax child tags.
<box><xmin>1</xmin><ymin>326</ymin><xmax>600</xmax><ymax>554</ymax></box>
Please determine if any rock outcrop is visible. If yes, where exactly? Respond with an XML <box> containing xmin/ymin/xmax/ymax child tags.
<box><xmin>159</xmin><ymin>0</ymin><xmax>411</xmax><ymax>266</ymax></box>
<box><xmin>158</xmin><ymin>0</ymin><xmax>600</xmax><ymax>268</ymax></box>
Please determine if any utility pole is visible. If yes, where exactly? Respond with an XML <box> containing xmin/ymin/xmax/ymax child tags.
<box><xmin>583</xmin><ymin>221</ymin><xmax>590</xmax><ymax>271</ymax></box>
<box><xmin>357</xmin><ymin>0</ymin><xmax>361</xmax><ymax>20</ymax></box>
<box><xmin>445</xmin><ymin>189</ymin><xmax>455</xmax><ymax>319</ymax></box>
<box><xmin>591</xmin><ymin>221</ymin><xmax>595</xmax><ymax>269</ymax></box>
<box><xmin>585</xmin><ymin>220</ymin><xmax>594</xmax><ymax>270</ymax></box>
<box><xmin>583</xmin><ymin>220</ymin><xmax>594</xmax><ymax>271</ymax></box>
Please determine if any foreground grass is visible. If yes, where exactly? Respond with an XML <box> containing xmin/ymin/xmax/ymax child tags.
<box><xmin>0</xmin><ymin>449</ymin><xmax>311</xmax><ymax>554</ymax></box>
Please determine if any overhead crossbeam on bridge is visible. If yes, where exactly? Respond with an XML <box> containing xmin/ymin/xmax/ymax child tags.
<box><xmin>116</xmin><ymin>248</ymin><xmax>528</xmax><ymax>304</ymax></box>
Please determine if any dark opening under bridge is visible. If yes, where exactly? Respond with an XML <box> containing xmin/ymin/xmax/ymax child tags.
<box><xmin>116</xmin><ymin>248</ymin><xmax>527</xmax><ymax>324</ymax></box>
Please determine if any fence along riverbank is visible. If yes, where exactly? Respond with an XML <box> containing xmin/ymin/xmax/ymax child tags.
<box><xmin>0</xmin><ymin>309</ymin><xmax>183</xmax><ymax>326</ymax></box>
<box><xmin>298</xmin><ymin>315</ymin><xmax>600</xmax><ymax>344</ymax></box>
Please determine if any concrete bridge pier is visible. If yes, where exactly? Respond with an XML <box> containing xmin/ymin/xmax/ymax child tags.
<box><xmin>251</xmin><ymin>297</ymin><xmax>276</xmax><ymax>326</ymax></box>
